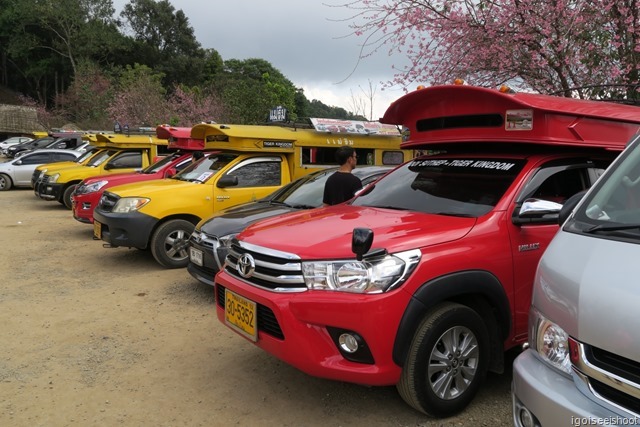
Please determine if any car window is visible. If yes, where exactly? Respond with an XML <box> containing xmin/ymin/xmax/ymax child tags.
<box><xmin>19</xmin><ymin>152</ymin><xmax>52</xmax><ymax>165</ymax></box>
<box><xmin>225</xmin><ymin>159</ymin><xmax>281</xmax><ymax>188</ymax></box>
<box><xmin>55</xmin><ymin>153</ymin><xmax>78</xmax><ymax>162</ymax></box>
<box><xmin>352</xmin><ymin>157</ymin><xmax>525</xmax><ymax>217</ymax></box>
<box><xmin>106</xmin><ymin>151</ymin><xmax>142</xmax><ymax>169</ymax></box>
<box><xmin>87</xmin><ymin>150</ymin><xmax>117</xmax><ymax>167</ymax></box>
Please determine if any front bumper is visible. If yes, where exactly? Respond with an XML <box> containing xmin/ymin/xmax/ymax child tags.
<box><xmin>186</xmin><ymin>233</ymin><xmax>228</xmax><ymax>286</ymax></box>
<box><xmin>37</xmin><ymin>181</ymin><xmax>64</xmax><ymax>201</ymax></box>
<box><xmin>72</xmin><ymin>193</ymin><xmax>100</xmax><ymax>224</ymax></box>
<box><xmin>214</xmin><ymin>269</ymin><xmax>410</xmax><ymax>386</ymax></box>
<box><xmin>93</xmin><ymin>209</ymin><xmax>158</xmax><ymax>249</ymax></box>
<box><xmin>512</xmin><ymin>349</ymin><xmax>637</xmax><ymax>426</ymax></box>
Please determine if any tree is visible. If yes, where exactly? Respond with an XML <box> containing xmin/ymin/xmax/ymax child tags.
<box><xmin>120</xmin><ymin>0</ymin><xmax>207</xmax><ymax>87</ymax></box>
<box><xmin>342</xmin><ymin>0</ymin><xmax>640</xmax><ymax>99</ymax></box>
<box><xmin>107</xmin><ymin>64</ymin><xmax>167</xmax><ymax>127</ymax></box>
<box><xmin>166</xmin><ymin>85</ymin><xmax>226</xmax><ymax>126</ymax></box>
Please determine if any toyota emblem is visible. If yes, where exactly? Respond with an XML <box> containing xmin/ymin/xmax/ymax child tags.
<box><xmin>236</xmin><ymin>253</ymin><xmax>256</xmax><ymax>278</ymax></box>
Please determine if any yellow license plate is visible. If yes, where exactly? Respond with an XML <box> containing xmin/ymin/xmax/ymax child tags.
<box><xmin>225</xmin><ymin>289</ymin><xmax>257</xmax><ymax>342</ymax></box>
<box><xmin>93</xmin><ymin>220</ymin><xmax>101</xmax><ymax>239</ymax></box>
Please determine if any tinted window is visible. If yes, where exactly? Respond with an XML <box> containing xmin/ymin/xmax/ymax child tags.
<box><xmin>55</xmin><ymin>153</ymin><xmax>78</xmax><ymax>161</ymax></box>
<box><xmin>352</xmin><ymin>157</ymin><xmax>525</xmax><ymax>217</ymax></box>
<box><xmin>227</xmin><ymin>159</ymin><xmax>281</xmax><ymax>187</ymax></box>
<box><xmin>20</xmin><ymin>153</ymin><xmax>52</xmax><ymax>165</ymax></box>
<box><xmin>106</xmin><ymin>151</ymin><xmax>142</xmax><ymax>169</ymax></box>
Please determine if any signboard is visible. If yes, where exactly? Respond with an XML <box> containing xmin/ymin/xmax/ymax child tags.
<box><xmin>310</xmin><ymin>118</ymin><xmax>400</xmax><ymax>136</ymax></box>
<box><xmin>269</xmin><ymin>106</ymin><xmax>288</xmax><ymax>122</ymax></box>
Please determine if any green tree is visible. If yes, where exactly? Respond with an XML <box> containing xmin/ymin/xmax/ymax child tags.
<box><xmin>120</xmin><ymin>0</ymin><xmax>207</xmax><ymax>87</ymax></box>
<box><xmin>213</xmin><ymin>58</ymin><xmax>298</xmax><ymax>124</ymax></box>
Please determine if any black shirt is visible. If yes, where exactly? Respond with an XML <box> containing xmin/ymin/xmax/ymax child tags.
<box><xmin>323</xmin><ymin>171</ymin><xmax>363</xmax><ymax>205</ymax></box>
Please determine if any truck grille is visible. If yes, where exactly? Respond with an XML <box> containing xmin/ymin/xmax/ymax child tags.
<box><xmin>576</xmin><ymin>342</ymin><xmax>640</xmax><ymax>415</ymax></box>
<box><xmin>97</xmin><ymin>191</ymin><xmax>120</xmax><ymax>212</ymax></box>
<box><xmin>223</xmin><ymin>240</ymin><xmax>307</xmax><ymax>292</ymax></box>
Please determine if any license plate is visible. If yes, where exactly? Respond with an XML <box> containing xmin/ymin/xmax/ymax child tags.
<box><xmin>225</xmin><ymin>289</ymin><xmax>257</xmax><ymax>342</ymax></box>
<box><xmin>189</xmin><ymin>247</ymin><xmax>203</xmax><ymax>266</ymax></box>
<box><xmin>93</xmin><ymin>220</ymin><xmax>101</xmax><ymax>239</ymax></box>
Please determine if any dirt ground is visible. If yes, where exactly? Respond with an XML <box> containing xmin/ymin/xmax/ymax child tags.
<box><xmin>0</xmin><ymin>187</ymin><xmax>515</xmax><ymax>427</ymax></box>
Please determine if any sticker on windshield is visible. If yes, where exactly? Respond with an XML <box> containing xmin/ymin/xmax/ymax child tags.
<box><xmin>410</xmin><ymin>159</ymin><xmax>517</xmax><ymax>171</ymax></box>
<box><xmin>505</xmin><ymin>109</ymin><xmax>533</xmax><ymax>130</ymax></box>
<box><xmin>196</xmin><ymin>171</ymin><xmax>213</xmax><ymax>182</ymax></box>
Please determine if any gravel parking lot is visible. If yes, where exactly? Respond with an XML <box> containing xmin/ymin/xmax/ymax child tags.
<box><xmin>0</xmin><ymin>188</ymin><xmax>516</xmax><ymax>426</ymax></box>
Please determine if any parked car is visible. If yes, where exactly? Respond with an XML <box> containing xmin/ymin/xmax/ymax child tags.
<box><xmin>71</xmin><ymin>151</ymin><xmax>200</xmax><ymax>224</ymax></box>
<box><xmin>0</xmin><ymin>149</ymin><xmax>82</xmax><ymax>190</ymax></box>
<box><xmin>511</xmin><ymin>133</ymin><xmax>640</xmax><ymax>426</ymax></box>
<box><xmin>14</xmin><ymin>134</ymin><xmax>86</xmax><ymax>158</ymax></box>
<box><xmin>187</xmin><ymin>165</ymin><xmax>393</xmax><ymax>286</ymax></box>
<box><xmin>0</xmin><ymin>136</ymin><xmax>33</xmax><ymax>155</ymax></box>
<box><xmin>5</xmin><ymin>137</ymin><xmax>55</xmax><ymax>158</ymax></box>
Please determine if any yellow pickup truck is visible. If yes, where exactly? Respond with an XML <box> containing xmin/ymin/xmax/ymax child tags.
<box><xmin>35</xmin><ymin>133</ymin><xmax>169</xmax><ymax>208</ymax></box>
<box><xmin>93</xmin><ymin>120</ymin><xmax>412</xmax><ymax>268</ymax></box>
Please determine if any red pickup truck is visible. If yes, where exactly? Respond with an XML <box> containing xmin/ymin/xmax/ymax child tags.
<box><xmin>213</xmin><ymin>84</ymin><xmax>640</xmax><ymax>417</ymax></box>
<box><xmin>71</xmin><ymin>125</ymin><xmax>203</xmax><ymax>224</ymax></box>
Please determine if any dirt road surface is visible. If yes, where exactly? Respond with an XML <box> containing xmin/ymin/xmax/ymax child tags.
<box><xmin>0</xmin><ymin>188</ymin><xmax>516</xmax><ymax>426</ymax></box>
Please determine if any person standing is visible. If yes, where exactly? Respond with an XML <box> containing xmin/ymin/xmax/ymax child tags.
<box><xmin>323</xmin><ymin>146</ymin><xmax>362</xmax><ymax>206</ymax></box>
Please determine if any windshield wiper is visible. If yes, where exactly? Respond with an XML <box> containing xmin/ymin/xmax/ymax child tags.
<box><xmin>269</xmin><ymin>200</ymin><xmax>294</xmax><ymax>208</ymax></box>
<box><xmin>585</xmin><ymin>223</ymin><xmax>640</xmax><ymax>233</ymax></box>
<box><xmin>288</xmin><ymin>203</ymin><xmax>317</xmax><ymax>209</ymax></box>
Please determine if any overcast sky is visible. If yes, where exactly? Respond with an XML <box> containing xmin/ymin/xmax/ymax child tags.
<box><xmin>113</xmin><ymin>0</ymin><xmax>411</xmax><ymax>120</ymax></box>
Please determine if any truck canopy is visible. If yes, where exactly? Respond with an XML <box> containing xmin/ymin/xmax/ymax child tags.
<box><xmin>156</xmin><ymin>125</ymin><xmax>204</xmax><ymax>150</ymax></box>
<box><xmin>190</xmin><ymin>122</ymin><xmax>403</xmax><ymax>153</ymax></box>
<box><xmin>381</xmin><ymin>85</ymin><xmax>640</xmax><ymax>151</ymax></box>
<box><xmin>95</xmin><ymin>133</ymin><xmax>168</xmax><ymax>149</ymax></box>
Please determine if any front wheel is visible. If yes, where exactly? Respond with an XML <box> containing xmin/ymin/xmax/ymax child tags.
<box><xmin>150</xmin><ymin>219</ymin><xmax>195</xmax><ymax>268</ymax></box>
<box><xmin>62</xmin><ymin>184</ymin><xmax>78</xmax><ymax>209</ymax></box>
<box><xmin>397</xmin><ymin>302</ymin><xmax>490</xmax><ymax>418</ymax></box>
<box><xmin>0</xmin><ymin>173</ymin><xmax>13</xmax><ymax>191</ymax></box>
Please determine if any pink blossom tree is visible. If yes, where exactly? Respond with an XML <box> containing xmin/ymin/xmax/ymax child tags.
<box><xmin>342</xmin><ymin>0</ymin><xmax>640</xmax><ymax>98</ymax></box>
<box><xmin>166</xmin><ymin>85</ymin><xmax>226</xmax><ymax>126</ymax></box>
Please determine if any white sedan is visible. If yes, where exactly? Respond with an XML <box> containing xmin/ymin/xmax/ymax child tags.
<box><xmin>0</xmin><ymin>149</ymin><xmax>81</xmax><ymax>190</ymax></box>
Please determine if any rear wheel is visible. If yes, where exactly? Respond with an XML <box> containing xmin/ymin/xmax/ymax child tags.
<box><xmin>150</xmin><ymin>219</ymin><xmax>195</xmax><ymax>268</ymax></box>
<box><xmin>0</xmin><ymin>173</ymin><xmax>12</xmax><ymax>191</ymax></box>
<box><xmin>62</xmin><ymin>184</ymin><xmax>78</xmax><ymax>209</ymax></box>
<box><xmin>397</xmin><ymin>302</ymin><xmax>489</xmax><ymax>418</ymax></box>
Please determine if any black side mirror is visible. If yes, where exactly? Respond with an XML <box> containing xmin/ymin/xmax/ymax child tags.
<box><xmin>558</xmin><ymin>190</ymin><xmax>588</xmax><ymax>225</ymax></box>
<box><xmin>352</xmin><ymin>228</ymin><xmax>374</xmax><ymax>261</ymax></box>
<box><xmin>217</xmin><ymin>175</ymin><xmax>238</xmax><ymax>188</ymax></box>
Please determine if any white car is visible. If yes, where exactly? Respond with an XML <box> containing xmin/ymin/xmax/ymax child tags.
<box><xmin>0</xmin><ymin>149</ymin><xmax>81</xmax><ymax>190</ymax></box>
<box><xmin>0</xmin><ymin>136</ymin><xmax>34</xmax><ymax>155</ymax></box>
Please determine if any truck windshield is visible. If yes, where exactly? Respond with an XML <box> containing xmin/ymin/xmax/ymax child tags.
<box><xmin>86</xmin><ymin>150</ymin><xmax>117</xmax><ymax>167</ymax></box>
<box><xmin>573</xmin><ymin>137</ymin><xmax>640</xmax><ymax>237</ymax></box>
<box><xmin>352</xmin><ymin>157</ymin><xmax>525</xmax><ymax>217</ymax></box>
<box><xmin>143</xmin><ymin>152</ymin><xmax>182</xmax><ymax>174</ymax></box>
<box><xmin>173</xmin><ymin>153</ymin><xmax>238</xmax><ymax>183</ymax></box>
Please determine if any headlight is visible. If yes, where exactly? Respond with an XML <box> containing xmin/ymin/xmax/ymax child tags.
<box><xmin>112</xmin><ymin>197</ymin><xmax>150</xmax><ymax>213</ymax></box>
<box><xmin>301</xmin><ymin>249</ymin><xmax>420</xmax><ymax>293</ymax></box>
<box><xmin>76</xmin><ymin>180</ymin><xmax>108</xmax><ymax>195</ymax></box>
<box><xmin>48</xmin><ymin>173</ymin><xmax>60</xmax><ymax>183</ymax></box>
<box><xmin>530</xmin><ymin>307</ymin><xmax>572</xmax><ymax>374</ymax></box>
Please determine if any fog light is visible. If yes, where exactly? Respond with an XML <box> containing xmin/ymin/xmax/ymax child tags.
<box><xmin>519</xmin><ymin>407</ymin><xmax>534</xmax><ymax>427</ymax></box>
<box><xmin>338</xmin><ymin>333</ymin><xmax>359</xmax><ymax>353</ymax></box>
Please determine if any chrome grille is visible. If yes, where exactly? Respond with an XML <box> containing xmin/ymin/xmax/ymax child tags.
<box><xmin>574</xmin><ymin>341</ymin><xmax>640</xmax><ymax>416</ymax></box>
<box><xmin>224</xmin><ymin>239</ymin><xmax>306</xmax><ymax>292</ymax></box>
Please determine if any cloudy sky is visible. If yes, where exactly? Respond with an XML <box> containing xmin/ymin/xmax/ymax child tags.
<box><xmin>112</xmin><ymin>0</ymin><xmax>412</xmax><ymax>120</ymax></box>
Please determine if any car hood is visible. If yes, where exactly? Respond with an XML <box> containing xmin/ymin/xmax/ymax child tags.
<box><xmin>534</xmin><ymin>231</ymin><xmax>640</xmax><ymax>363</ymax></box>
<box><xmin>198</xmin><ymin>201</ymin><xmax>300</xmax><ymax>237</ymax></box>
<box><xmin>83</xmin><ymin>171</ymin><xmax>149</xmax><ymax>186</ymax></box>
<box><xmin>106</xmin><ymin>178</ymin><xmax>194</xmax><ymax>197</ymax></box>
<box><xmin>239</xmin><ymin>204</ymin><xmax>476</xmax><ymax>259</ymax></box>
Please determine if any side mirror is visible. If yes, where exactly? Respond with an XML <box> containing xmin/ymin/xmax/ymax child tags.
<box><xmin>14</xmin><ymin>160</ymin><xmax>22</xmax><ymax>165</ymax></box>
<box><xmin>512</xmin><ymin>198</ymin><xmax>563</xmax><ymax>225</ymax></box>
<box><xmin>558</xmin><ymin>190</ymin><xmax>588</xmax><ymax>225</ymax></box>
<box><xmin>352</xmin><ymin>228</ymin><xmax>374</xmax><ymax>261</ymax></box>
<box><xmin>164</xmin><ymin>167</ymin><xmax>177</xmax><ymax>178</ymax></box>
<box><xmin>216</xmin><ymin>175</ymin><xmax>238</xmax><ymax>188</ymax></box>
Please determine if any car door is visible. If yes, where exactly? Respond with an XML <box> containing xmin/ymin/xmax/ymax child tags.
<box><xmin>13</xmin><ymin>152</ymin><xmax>55</xmax><ymax>186</ymax></box>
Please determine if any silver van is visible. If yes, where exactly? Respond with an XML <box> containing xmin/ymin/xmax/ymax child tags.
<box><xmin>512</xmin><ymin>134</ymin><xmax>640</xmax><ymax>426</ymax></box>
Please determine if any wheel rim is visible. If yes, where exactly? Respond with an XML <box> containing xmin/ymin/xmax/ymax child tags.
<box><xmin>427</xmin><ymin>326</ymin><xmax>479</xmax><ymax>400</ymax></box>
<box><xmin>0</xmin><ymin>176</ymin><xmax>6</xmax><ymax>189</ymax></box>
<box><xmin>164</xmin><ymin>229</ymin><xmax>190</xmax><ymax>261</ymax></box>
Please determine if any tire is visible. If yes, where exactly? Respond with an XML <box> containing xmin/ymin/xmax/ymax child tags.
<box><xmin>397</xmin><ymin>302</ymin><xmax>490</xmax><ymax>418</ymax></box>
<box><xmin>62</xmin><ymin>184</ymin><xmax>78</xmax><ymax>209</ymax></box>
<box><xmin>150</xmin><ymin>219</ymin><xmax>195</xmax><ymax>269</ymax></box>
<box><xmin>0</xmin><ymin>173</ymin><xmax>12</xmax><ymax>191</ymax></box>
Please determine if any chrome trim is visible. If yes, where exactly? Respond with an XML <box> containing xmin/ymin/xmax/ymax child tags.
<box><xmin>573</xmin><ymin>342</ymin><xmax>640</xmax><ymax>415</ymax></box>
<box><xmin>236</xmin><ymin>239</ymin><xmax>301</xmax><ymax>260</ymax></box>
